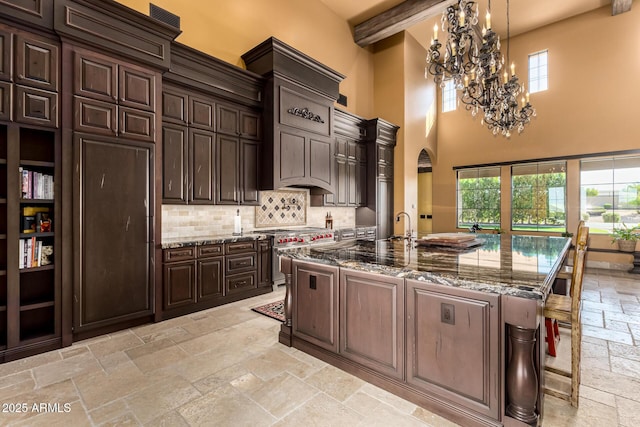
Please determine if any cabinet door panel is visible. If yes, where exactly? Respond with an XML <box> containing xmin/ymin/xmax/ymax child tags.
<box><xmin>340</xmin><ymin>269</ymin><xmax>404</xmax><ymax>379</ymax></box>
<box><xmin>216</xmin><ymin>104</ymin><xmax>239</xmax><ymax>135</ymax></box>
<box><xmin>0</xmin><ymin>28</ymin><xmax>11</xmax><ymax>82</ymax></box>
<box><xmin>240</xmin><ymin>110</ymin><xmax>260</xmax><ymax>139</ymax></box>
<box><xmin>74</xmin><ymin>96</ymin><xmax>117</xmax><ymax>136</ymax></box>
<box><xmin>241</xmin><ymin>140</ymin><xmax>259</xmax><ymax>205</ymax></box>
<box><xmin>164</xmin><ymin>261</ymin><xmax>196</xmax><ymax>309</ymax></box>
<box><xmin>257</xmin><ymin>240</ymin><xmax>272</xmax><ymax>288</ymax></box>
<box><xmin>74</xmin><ymin>135</ymin><xmax>153</xmax><ymax>331</ymax></box>
<box><xmin>74</xmin><ymin>51</ymin><xmax>117</xmax><ymax>102</ymax></box>
<box><xmin>15</xmin><ymin>34</ymin><xmax>58</xmax><ymax>91</ymax></box>
<box><xmin>347</xmin><ymin>161</ymin><xmax>357</xmax><ymax>206</ymax></box>
<box><xmin>189</xmin><ymin>129</ymin><xmax>214</xmax><ymax>204</ymax></box>
<box><xmin>162</xmin><ymin>125</ymin><xmax>188</xmax><ymax>204</ymax></box>
<box><xmin>190</xmin><ymin>96</ymin><xmax>214</xmax><ymax>130</ymax></box>
<box><xmin>0</xmin><ymin>81</ymin><xmax>11</xmax><ymax>121</ymax></box>
<box><xmin>292</xmin><ymin>260</ymin><xmax>339</xmax><ymax>352</ymax></box>
<box><xmin>15</xmin><ymin>85</ymin><xmax>57</xmax><ymax>128</ymax></box>
<box><xmin>216</xmin><ymin>134</ymin><xmax>239</xmax><ymax>204</ymax></box>
<box><xmin>198</xmin><ymin>257</ymin><xmax>224</xmax><ymax>301</ymax></box>
<box><xmin>335</xmin><ymin>157</ymin><xmax>347</xmax><ymax>206</ymax></box>
<box><xmin>162</xmin><ymin>89</ymin><xmax>188</xmax><ymax>124</ymax></box>
<box><xmin>309</xmin><ymin>137</ymin><xmax>332</xmax><ymax>187</ymax></box>
<box><xmin>406</xmin><ymin>280</ymin><xmax>500</xmax><ymax>418</ymax></box>
<box><xmin>119</xmin><ymin>65</ymin><xmax>155</xmax><ymax>111</ymax></box>
<box><xmin>278</xmin><ymin>131</ymin><xmax>305</xmax><ymax>182</ymax></box>
<box><xmin>225</xmin><ymin>253</ymin><xmax>256</xmax><ymax>275</ymax></box>
<box><xmin>119</xmin><ymin>106</ymin><xmax>155</xmax><ymax>142</ymax></box>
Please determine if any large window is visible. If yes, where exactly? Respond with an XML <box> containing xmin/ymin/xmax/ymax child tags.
<box><xmin>442</xmin><ymin>79</ymin><xmax>457</xmax><ymax>112</ymax></box>
<box><xmin>528</xmin><ymin>50</ymin><xmax>548</xmax><ymax>93</ymax></box>
<box><xmin>512</xmin><ymin>161</ymin><xmax>566</xmax><ymax>232</ymax></box>
<box><xmin>580</xmin><ymin>156</ymin><xmax>640</xmax><ymax>234</ymax></box>
<box><xmin>457</xmin><ymin>167</ymin><xmax>500</xmax><ymax>229</ymax></box>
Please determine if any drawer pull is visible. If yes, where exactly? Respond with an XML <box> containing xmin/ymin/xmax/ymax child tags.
<box><xmin>234</xmin><ymin>280</ymin><xmax>247</xmax><ymax>287</ymax></box>
<box><xmin>171</xmin><ymin>249</ymin><xmax>192</xmax><ymax>257</ymax></box>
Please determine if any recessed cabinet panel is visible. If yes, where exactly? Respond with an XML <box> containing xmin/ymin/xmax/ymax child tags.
<box><xmin>15</xmin><ymin>34</ymin><xmax>58</xmax><ymax>92</ymax></box>
<box><xmin>0</xmin><ymin>82</ymin><xmax>11</xmax><ymax>121</ymax></box>
<box><xmin>241</xmin><ymin>140</ymin><xmax>259</xmax><ymax>205</ymax></box>
<box><xmin>225</xmin><ymin>253</ymin><xmax>256</xmax><ymax>275</ymax></box>
<box><xmin>406</xmin><ymin>280</ymin><xmax>500</xmax><ymax>418</ymax></box>
<box><xmin>15</xmin><ymin>85</ymin><xmax>57</xmax><ymax>127</ymax></box>
<box><xmin>216</xmin><ymin>134</ymin><xmax>239</xmax><ymax>204</ymax></box>
<box><xmin>279</xmin><ymin>131</ymin><xmax>305</xmax><ymax>180</ymax></box>
<box><xmin>0</xmin><ymin>28</ymin><xmax>11</xmax><ymax>82</ymax></box>
<box><xmin>340</xmin><ymin>269</ymin><xmax>404</xmax><ymax>379</ymax></box>
<box><xmin>240</xmin><ymin>110</ymin><xmax>260</xmax><ymax>139</ymax></box>
<box><xmin>119</xmin><ymin>106</ymin><xmax>155</xmax><ymax>142</ymax></box>
<box><xmin>292</xmin><ymin>260</ymin><xmax>339</xmax><ymax>352</ymax></box>
<box><xmin>119</xmin><ymin>65</ymin><xmax>155</xmax><ymax>111</ymax></box>
<box><xmin>74</xmin><ymin>52</ymin><xmax>117</xmax><ymax>102</ymax></box>
<box><xmin>226</xmin><ymin>271</ymin><xmax>256</xmax><ymax>295</ymax></box>
<box><xmin>198</xmin><ymin>257</ymin><xmax>224</xmax><ymax>301</ymax></box>
<box><xmin>189</xmin><ymin>96</ymin><xmax>214</xmax><ymax>130</ymax></box>
<box><xmin>162</xmin><ymin>125</ymin><xmax>188</xmax><ymax>203</ymax></box>
<box><xmin>163</xmin><ymin>261</ymin><xmax>196</xmax><ymax>309</ymax></box>
<box><xmin>74</xmin><ymin>96</ymin><xmax>117</xmax><ymax>136</ymax></box>
<box><xmin>189</xmin><ymin>129</ymin><xmax>215</xmax><ymax>204</ymax></box>
<box><xmin>216</xmin><ymin>104</ymin><xmax>239</xmax><ymax>136</ymax></box>
<box><xmin>309</xmin><ymin>137</ymin><xmax>332</xmax><ymax>186</ymax></box>
<box><xmin>162</xmin><ymin>89</ymin><xmax>187</xmax><ymax>124</ymax></box>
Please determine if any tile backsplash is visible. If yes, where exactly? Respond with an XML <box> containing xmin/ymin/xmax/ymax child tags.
<box><xmin>162</xmin><ymin>189</ymin><xmax>356</xmax><ymax>240</ymax></box>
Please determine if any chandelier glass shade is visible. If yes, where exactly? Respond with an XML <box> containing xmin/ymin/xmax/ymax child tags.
<box><xmin>426</xmin><ymin>0</ymin><xmax>536</xmax><ymax>136</ymax></box>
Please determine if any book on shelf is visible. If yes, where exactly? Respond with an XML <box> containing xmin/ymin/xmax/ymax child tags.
<box><xmin>19</xmin><ymin>167</ymin><xmax>54</xmax><ymax>199</ymax></box>
<box><xmin>22</xmin><ymin>206</ymin><xmax>51</xmax><ymax>233</ymax></box>
<box><xmin>19</xmin><ymin>237</ymin><xmax>52</xmax><ymax>269</ymax></box>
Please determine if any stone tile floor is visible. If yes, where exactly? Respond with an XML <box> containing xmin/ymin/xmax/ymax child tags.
<box><xmin>0</xmin><ymin>268</ymin><xmax>638</xmax><ymax>426</ymax></box>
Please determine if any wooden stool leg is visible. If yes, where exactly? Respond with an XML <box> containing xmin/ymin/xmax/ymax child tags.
<box><xmin>553</xmin><ymin>319</ymin><xmax>560</xmax><ymax>341</ymax></box>
<box><xmin>545</xmin><ymin>318</ymin><xmax>557</xmax><ymax>357</ymax></box>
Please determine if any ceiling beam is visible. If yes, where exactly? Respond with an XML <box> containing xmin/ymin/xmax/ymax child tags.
<box><xmin>354</xmin><ymin>0</ymin><xmax>452</xmax><ymax>47</ymax></box>
<box><xmin>612</xmin><ymin>0</ymin><xmax>632</xmax><ymax>15</ymax></box>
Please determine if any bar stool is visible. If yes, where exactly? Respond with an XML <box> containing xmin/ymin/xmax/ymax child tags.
<box><xmin>545</xmin><ymin>220</ymin><xmax>586</xmax><ymax>356</ymax></box>
<box><xmin>544</xmin><ymin>225</ymin><xmax>589</xmax><ymax>408</ymax></box>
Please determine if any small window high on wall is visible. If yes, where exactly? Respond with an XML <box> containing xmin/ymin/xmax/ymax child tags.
<box><xmin>512</xmin><ymin>161</ymin><xmax>566</xmax><ymax>232</ymax></box>
<box><xmin>580</xmin><ymin>156</ymin><xmax>640</xmax><ymax>234</ymax></box>
<box><xmin>456</xmin><ymin>167</ymin><xmax>501</xmax><ymax>229</ymax></box>
<box><xmin>528</xmin><ymin>50</ymin><xmax>548</xmax><ymax>93</ymax></box>
<box><xmin>442</xmin><ymin>79</ymin><xmax>457</xmax><ymax>112</ymax></box>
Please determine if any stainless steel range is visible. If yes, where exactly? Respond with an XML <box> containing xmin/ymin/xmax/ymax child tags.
<box><xmin>260</xmin><ymin>227</ymin><xmax>335</xmax><ymax>286</ymax></box>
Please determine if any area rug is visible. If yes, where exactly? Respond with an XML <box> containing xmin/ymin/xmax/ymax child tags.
<box><xmin>251</xmin><ymin>300</ymin><xmax>285</xmax><ymax>322</ymax></box>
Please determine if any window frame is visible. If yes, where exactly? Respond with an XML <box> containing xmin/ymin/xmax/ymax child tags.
<box><xmin>528</xmin><ymin>50</ymin><xmax>548</xmax><ymax>94</ymax></box>
<box><xmin>456</xmin><ymin>167</ymin><xmax>501</xmax><ymax>230</ymax></box>
<box><xmin>442</xmin><ymin>79</ymin><xmax>457</xmax><ymax>113</ymax></box>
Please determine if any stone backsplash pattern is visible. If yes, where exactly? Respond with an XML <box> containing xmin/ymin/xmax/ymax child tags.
<box><xmin>255</xmin><ymin>189</ymin><xmax>306</xmax><ymax>227</ymax></box>
<box><xmin>162</xmin><ymin>189</ymin><xmax>356</xmax><ymax>240</ymax></box>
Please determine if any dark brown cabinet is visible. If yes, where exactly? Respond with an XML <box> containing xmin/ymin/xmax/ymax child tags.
<box><xmin>73</xmin><ymin>134</ymin><xmax>154</xmax><ymax>333</ymax></box>
<box><xmin>162</xmin><ymin>84</ymin><xmax>260</xmax><ymax>206</ymax></box>
<box><xmin>292</xmin><ymin>259</ymin><xmax>339</xmax><ymax>352</ymax></box>
<box><xmin>15</xmin><ymin>33</ymin><xmax>59</xmax><ymax>92</ymax></box>
<box><xmin>405</xmin><ymin>279</ymin><xmax>500</xmax><ymax>419</ymax></box>
<box><xmin>161</xmin><ymin>238</ymin><xmax>270</xmax><ymax>320</ymax></box>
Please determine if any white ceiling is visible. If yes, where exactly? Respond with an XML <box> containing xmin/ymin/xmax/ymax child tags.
<box><xmin>319</xmin><ymin>0</ymin><xmax>612</xmax><ymax>48</ymax></box>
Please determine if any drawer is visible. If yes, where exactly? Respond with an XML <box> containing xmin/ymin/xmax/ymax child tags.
<box><xmin>119</xmin><ymin>106</ymin><xmax>155</xmax><ymax>142</ymax></box>
<box><xmin>74</xmin><ymin>96</ymin><xmax>117</xmax><ymax>136</ymax></box>
<box><xmin>226</xmin><ymin>253</ymin><xmax>256</xmax><ymax>275</ymax></box>
<box><xmin>15</xmin><ymin>85</ymin><xmax>58</xmax><ymax>128</ymax></box>
<box><xmin>225</xmin><ymin>240</ymin><xmax>257</xmax><ymax>255</ymax></box>
<box><xmin>163</xmin><ymin>246</ymin><xmax>196</xmax><ymax>262</ymax></box>
<box><xmin>226</xmin><ymin>271</ymin><xmax>257</xmax><ymax>295</ymax></box>
<box><xmin>198</xmin><ymin>244</ymin><xmax>223</xmax><ymax>258</ymax></box>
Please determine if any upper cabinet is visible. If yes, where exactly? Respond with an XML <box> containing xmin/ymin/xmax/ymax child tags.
<box><xmin>161</xmin><ymin>42</ymin><xmax>264</xmax><ymax>206</ymax></box>
<box><xmin>242</xmin><ymin>37</ymin><xmax>344</xmax><ymax>196</ymax></box>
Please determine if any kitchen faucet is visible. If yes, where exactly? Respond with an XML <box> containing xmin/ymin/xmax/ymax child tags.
<box><xmin>395</xmin><ymin>211</ymin><xmax>412</xmax><ymax>240</ymax></box>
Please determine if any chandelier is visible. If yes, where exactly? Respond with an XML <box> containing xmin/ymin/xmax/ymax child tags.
<box><xmin>426</xmin><ymin>0</ymin><xmax>536</xmax><ymax>137</ymax></box>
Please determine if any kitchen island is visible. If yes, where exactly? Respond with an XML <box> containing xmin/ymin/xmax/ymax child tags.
<box><xmin>277</xmin><ymin>234</ymin><xmax>570</xmax><ymax>427</ymax></box>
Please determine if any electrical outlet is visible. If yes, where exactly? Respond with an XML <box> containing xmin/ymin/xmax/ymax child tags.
<box><xmin>441</xmin><ymin>303</ymin><xmax>455</xmax><ymax>325</ymax></box>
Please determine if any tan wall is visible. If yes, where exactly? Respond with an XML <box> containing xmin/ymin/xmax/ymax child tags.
<box><xmin>115</xmin><ymin>0</ymin><xmax>375</xmax><ymax>117</ymax></box>
<box><xmin>418</xmin><ymin>172</ymin><xmax>433</xmax><ymax>235</ymax></box>
<box><xmin>432</xmin><ymin>6</ymin><xmax>640</xmax><ymax>240</ymax></box>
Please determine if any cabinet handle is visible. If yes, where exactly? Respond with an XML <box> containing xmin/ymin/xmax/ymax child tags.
<box><xmin>18</xmin><ymin>74</ymin><xmax>24</xmax><ymax>80</ymax></box>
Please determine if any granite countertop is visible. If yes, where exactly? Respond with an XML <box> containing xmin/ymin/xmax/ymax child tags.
<box><xmin>162</xmin><ymin>232</ymin><xmax>269</xmax><ymax>249</ymax></box>
<box><xmin>277</xmin><ymin>234</ymin><xmax>571</xmax><ymax>300</ymax></box>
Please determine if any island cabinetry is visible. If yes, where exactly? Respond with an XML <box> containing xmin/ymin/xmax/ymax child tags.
<box><xmin>406</xmin><ymin>279</ymin><xmax>501</xmax><ymax>420</ymax></box>
<box><xmin>339</xmin><ymin>268</ymin><xmax>404</xmax><ymax>379</ymax></box>
<box><xmin>292</xmin><ymin>259</ymin><xmax>339</xmax><ymax>352</ymax></box>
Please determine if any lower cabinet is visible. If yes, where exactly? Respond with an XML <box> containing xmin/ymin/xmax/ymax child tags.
<box><xmin>339</xmin><ymin>268</ymin><xmax>404</xmax><ymax>379</ymax></box>
<box><xmin>406</xmin><ymin>279</ymin><xmax>500</xmax><ymax>419</ymax></box>
<box><xmin>292</xmin><ymin>259</ymin><xmax>339</xmax><ymax>352</ymax></box>
<box><xmin>162</xmin><ymin>238</ymin><xmax>271</xmax><ymax>319</ymax></box>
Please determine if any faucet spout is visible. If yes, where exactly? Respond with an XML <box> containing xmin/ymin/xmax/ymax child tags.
<box><xmin>395</xmin><ymin>211</ymin><xmax>412</xmax><ymax>240</ymax></box>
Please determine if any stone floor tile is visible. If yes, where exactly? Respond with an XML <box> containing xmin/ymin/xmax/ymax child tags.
<box><xmin>74</xmin><ymin>363</ymin><xmax>148</xmax><ymax>410</ymax></box>
<box><xmin>541</xmin><ymin>395</ymin><xmax>619</xmax><ymax>426</ymax></box>
<box><xmin>611</xmin><ymin>355</ymin><xmax>640</xmax><ymax>379</ymax></box>
<box><xmin>616</xmin><ymin>395</ymin><xmax>640</xmax><ymax>427</ymax></box>
<box><xmin>609</xmin><ymin>342</ymin><xmax>640</xmax><ymax>361</ymax></box>
<box><xmin>86</xmin><ymin>330</ymin><xmax>146</xmax><ymax>359</ymax></box>
<box><xmin>582</xmin><ymin>309</ymin><xmax>605</xmax><ymax>327</ymax></box>
<box><xmin>242</xmin><ymin>346</ymin><xmax>322</xmax><ymax>381</ymax></box>
<box><xmin>145</xmin><ymin>410</ymin><xmax>190</xmax><ymax>427</ymax></box>
<box><xmin>582</xmin><ymin>367</ymin><xmax>640</xmax><ymax>402</ymax></box>
<box><xmin>605</xmin><ymin>311</ymin><xmax>640</xmax><ymax>326</ymax></box>
<box><xmin>605</xmin><ymin>319</ymin><xmax>632</xmax><ymax>333</ymax></box>
<box><xmin>0</xmin><ymin>351</ymin><xmax>61</xmax><ymax>378</ymax></box>
<box><xmin>192</xmin><ymin>362</ymin><xmax>252</xmax><ymax>394</ymax></box>
<box><xmin>242</xmin><ymin>371</ymin><xmax>319</xmax><ymax>419</ymax></box>
<box><xmin>32</xmin><ymin>350</ymin><xmax>102</xmax><ymax>388</ymax></box>
<box><xmin>579</xmin><ymin>384</ymin><xmax>617</xmax><ymax>407</ymax></box>
<box><xmin>1</xmin><ymin>379</ymin><xmax>80</xmax><ymax>425</ymax></box>
<box><xmin>359</xmin><ymin>382</ymin><xmax>419</xmax><ymax>415</ymax></box>
<box><xmin>305</xmin><ymin>364</ymin><xmax>366</xmax><ymax>402</ymax></box>
<box><xmin>177</xmin><ymin>383</ymin><xmax>277</xmax><ymax>426</ymax></box>
<box><xmin>412</xmin><ymin>406</ymin><xmax>461</xmax><ymax>427</ymax></box>
<box><xmin>346</xmin><ymin>392</ymin><xmax>427</xmax><ymax>427</ymax></box>
<box><xmin>88</xmin><ymin>399</ymin><xmax>130</xmax><ymax>425</ymax></box>
<box><xmin>13</xmin><ymin>400</ymin><xmax>91</xmax><ymax>427</ymax></box>
<box><xmin>583</xmin><ymin>300</ymin><xmax>624</xmax><ymax>314</ymax></box>
<box><xmin>272</xmin><ymin>392</ymin><xmax>363</xmax><ymax>427</ymax></box>
<box><xmin>583</xmin><ymin>324</ymin><xmax>633</xmax><ymax>345</ymax></box>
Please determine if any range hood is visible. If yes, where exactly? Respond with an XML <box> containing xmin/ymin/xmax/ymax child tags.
<box><xmin>242</xmin><ymin>37</ymin><xmax>345</xmax><ymax>195</ymax></box>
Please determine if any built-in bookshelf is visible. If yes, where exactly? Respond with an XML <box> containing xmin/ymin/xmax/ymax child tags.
<box><xmin>17</xmin><ymin>128</ymin><xmax>56</xmax><ymax>342</ymax></box>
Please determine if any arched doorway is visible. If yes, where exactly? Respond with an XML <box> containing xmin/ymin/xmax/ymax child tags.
<box><xmin>417</xmin><ymin>149</ymin><xmax>433</xmax><ymax>235</ymax></box>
